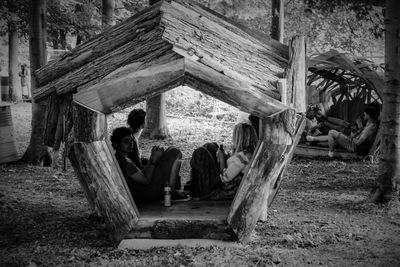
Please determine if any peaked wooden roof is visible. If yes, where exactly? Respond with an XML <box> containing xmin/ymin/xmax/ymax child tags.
<box><xmin>33</xmin><ymin>0</ymin><xmax>291</xmax><ymax>118</ymax></box>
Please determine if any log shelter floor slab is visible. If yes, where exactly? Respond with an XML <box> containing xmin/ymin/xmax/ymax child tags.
<box><xmin>126</xmin><ymin>201</ymin><xmax>235</xmax><ymax>241</ymax></box>
<box><xmin>136</xmin><ymin>200</ymin><xmax>231</xmax><ymax>221</ymax></box>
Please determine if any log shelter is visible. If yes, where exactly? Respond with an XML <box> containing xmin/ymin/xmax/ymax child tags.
<box><xmin>295</xmin><ymin>50</ymin><xmax>384</xmax><ymax>159</ymax></box>
<box><xmin>33</xmin><ymin>0</ymin><xmax>306</xmax><ymax>245</ymax></box>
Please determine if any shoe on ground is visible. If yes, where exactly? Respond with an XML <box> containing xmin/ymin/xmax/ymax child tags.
<box><xmin>172</xmin><ymin>190</ymin><xmax>192</xmax><ymax>202</ymax></box>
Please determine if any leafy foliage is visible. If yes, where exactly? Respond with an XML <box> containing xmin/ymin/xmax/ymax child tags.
<box><xmin>301</xmin><ymin>0</ymin><xmax>384</xmax><ymax>55</ymax></box>
<box><xmin>0</xmin><ymin>0</ymin><xmax>29</xmax><ymax>37</ymax></box>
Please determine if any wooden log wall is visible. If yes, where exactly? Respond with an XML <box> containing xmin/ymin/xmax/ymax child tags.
<box><xmin>258</xmin><ymin>114</ymin><xmax>306</xmax><ymax>221</ymax></box>
<box><xmin>227</xmin><ymin>109</ymin><xmax>299</xmax><ymax>243</ymax></box>
<box><xmin>68</xmin><ymin>103</ymin><xmax>139</xmax><ymax>243</ymax></box>
<box><xmin>44</xmin><ymin>93</ymin><xmax>73</xmax><ymax>150</ymax></box>
<box><xmin>74</xmin><ymin>57</ymin><xmax>185</xmax><ymax>114</ymax></box>
<box><xmin>286</xmin><ymin>35</ymin><xmax>307</xmax><ymax>113</ymax></box>
<box><xmin>184</xmin><ymin>59</ymin><xmax>288</xmax><ymax>118</ymax></box>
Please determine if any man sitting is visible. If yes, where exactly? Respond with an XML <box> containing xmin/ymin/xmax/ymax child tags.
<box><xmin>306</xmin><ymin>104</ymin><xmax>380</xmax><ymax>157</ymax></box>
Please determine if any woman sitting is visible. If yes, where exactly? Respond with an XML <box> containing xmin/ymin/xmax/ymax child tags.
<box><xmin>111</xmin><ymin>127</ymin><xmax>188</xmax><ymax>203</ymax></box>
<box><xmin>305</xmin><ymin>104</ymin><xmax>379</xmax><ymax>157</ymax></box>
<box><xmin>187</xmin><ymin>122</ymin><xmax>258</xmax><ymax>200</ymax></box>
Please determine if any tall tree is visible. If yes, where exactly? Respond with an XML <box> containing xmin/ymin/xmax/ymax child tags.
<box><xmin>21</xmin><ymin>0</ymin><xmax>50</xmax><ymax>165</ymax></box>
<box><xmin>270</xmin><ymin>0</ymin><xmax>284</xmax><ymax>43</ymax></box>
<box><xmin>142</xmin><ymin>0</ymin><xmax>170</xmax><ymax>139</ymax></box>
<box><xmin>7</xmin><ymin>0</ymin><xmax>22</xmax><ymax>101</ymax></box>
<box><xmin>102</xmin><ymin>0</ymin><xmax>115</xmax><ymax>29</ymax></box>
<box><xmin>372</xmin><ymin>0</ymin><xmax>400</xmax><ymax>203</ymax></box>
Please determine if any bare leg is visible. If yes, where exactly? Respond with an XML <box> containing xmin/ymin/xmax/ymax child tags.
<box><xmin>327</xmin><ymin>129</ymin><xmax>340</xmax><ymax>152</ymax></box>
<box><xmin>169</xmin><ymin>157</ymin><xmax>182</xmax><ymax>191</ymax></box>
<box><xmin>306</xmin><ymin>134</ymin><xmax>331</xmax><ymax>143</ymax></box>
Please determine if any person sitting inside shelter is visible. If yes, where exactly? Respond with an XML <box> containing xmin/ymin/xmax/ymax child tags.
<box><xmin>305</xmin><ymin>104</ymin><xmax>379</xmax><ymax>157</ymax></box>
<box><xmin>126</xmin><ymin>109</ymin><xmax>147</xmax><ymax>169</ymax></box>
<box><xmin>186</xmin><ymin>122</ymin><xmax>258</xmax><ymax>200</ymax></box>
<box><xmin>111</xmin><ymin>127</ymin><xmax>188</xmax><ymax>203</ymax></box>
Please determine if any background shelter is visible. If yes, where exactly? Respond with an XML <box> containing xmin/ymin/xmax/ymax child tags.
<box><xmin>296</xmin><ymin>50</ymin><xmax>384</xmax><ymax>159</ymax></box>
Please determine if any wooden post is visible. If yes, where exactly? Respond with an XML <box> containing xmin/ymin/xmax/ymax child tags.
<box><xmin>286</xmin><ymin>35</ymin><xmax>307</xmax><ymax>113</ymax></box>
<box><xmin>278</xmin><ymin>79</ymin><xmax>288</xmax><ymax>105</ymax></box>
<box><xmin>258</xmin><ymin>37</ymin><xmax>307</xmax><ymax>222</ymax></box>
<box><xmin>68</xmin><ymin>103</ymin><xmax>139</xmax><ymax>243</ymax></box>
<box><xmin>227</xmin><ymin>109</ymin><xmax>302</xmax><ymax>243</ymax></box>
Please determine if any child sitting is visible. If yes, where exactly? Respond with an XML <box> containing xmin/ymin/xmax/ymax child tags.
<box><xmin>187</xmin><ymin>122</ymin><xmax>258</xmax><ymax>200</ymax></box>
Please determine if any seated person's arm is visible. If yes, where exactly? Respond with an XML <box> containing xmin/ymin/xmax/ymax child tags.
<box><xmin>139</xmin><ymin>146</ymin><xmax>164</xmax><ymax>183</ymax></box>
<box><xmin>216</xmin><ymin>145</ymin><xmax>227</xmax><ymax>172</ymax></box>
<box><xmin>353</xmin><ymin>124</ymin><xmax>376</xmax><ymax>146</ymax></box>
<box><xmin>120</xmin><ymin>157</ymin><xmax>152</xmax><ymax>185</ymax></box>
<box><xmin>220</xmin><ymin>152</ymin><xmax>250</xmax><ymax>183</ymax></box>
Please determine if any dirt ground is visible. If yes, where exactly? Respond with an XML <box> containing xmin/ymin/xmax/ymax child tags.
<box><xmin>1</xmin><ymin>102</ymin><xmax>400</xmax><ymax>266</ymax></box>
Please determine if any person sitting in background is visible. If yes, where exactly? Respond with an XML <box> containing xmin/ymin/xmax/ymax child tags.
<box><xmin>19</xmin><ymin>64</ymin><xmax>30</xmax><ymax>99</ymax></box>
<box><xmin>187</xmin><ymin>122</ymin><xmax>258</xmax><ymax>200</ymax></box>
<box><xmin>301</xmin><ymin>105</ymin><xmax>323</xmax><ymax>144</ymax></box>
<box><xmin>305</xmin><ymin>104</ymin><xmax>380</xmax><ymax>157</ymax></box>
<box><xmin>111</xmin><ymin>127</ymin><xmax>188</xmax><ymax>203</ymax></box>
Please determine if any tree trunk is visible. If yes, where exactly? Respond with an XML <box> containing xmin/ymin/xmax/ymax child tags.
<box><xmin>8</xmin><ymin>1</ymin><xmax>21</xmax><ymax>101</ymax></box>
<box><xmin>22</xmin><ymin>0</ymin><xmax>49</xmax><ymax>165</ymax></box>
<box><xmin>374</xmin><ymin>0</ymin><xmax>400</xmax><ymax>202</ymax></box>
<box><xmin>270</xmin><ymin>0</ymin><xmax>284</xmax><ymax>43</ymax></box>
<box><xmin>143</xmin><ymin>0</ymin><xmax>169</xmax><ymax>140</ymax></box>
<box><xmin>142</xmin><ymin>93</ymin><xmax>171</xmax><ymax>139</ymax></box>
<box><xmin>102</xmin><ymin>0</ymin><xmax>115</xmax><ymax>29</ymax></box>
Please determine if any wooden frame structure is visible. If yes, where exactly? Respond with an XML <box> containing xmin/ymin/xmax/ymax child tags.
<box><xmin>33</xmin><ymin>0</ymin><xmax>306</xmax><ymax>245</ymax></box>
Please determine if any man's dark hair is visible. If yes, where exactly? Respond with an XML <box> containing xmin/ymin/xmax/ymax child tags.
<box><xmin>110</xmin><ymin>127</ymin><xmax>133</xmax><ymax>150</ymax></box>
<box><xmin>364</xmin><ymin>105</ymin><xmax>379</xmax><ymax>121</ymax></box>
<box><xmin>127</xmin><ymin>109</ymin><xmax>146</xmax><ymax>133</ymax></box>
<box><xmin>248</xmin><ymin>114</ymin><xmax>259</xmax><ymax>137</ymax></box>
<box><xmin>368</xmin><ymin>101</ymin><xmax>381</xmax><ymax>112</ymax></box>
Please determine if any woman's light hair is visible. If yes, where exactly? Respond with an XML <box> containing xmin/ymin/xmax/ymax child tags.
<box><xmin>232</xmin><ymin>123</ymin><xmax>258</xmax><ymax>154</ymax></box>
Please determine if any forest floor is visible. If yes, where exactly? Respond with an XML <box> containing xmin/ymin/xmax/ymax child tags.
<box><xmin>1</xmin><ymin>101</ymin><xmax>400</xmax><ymax>267</ymax></box>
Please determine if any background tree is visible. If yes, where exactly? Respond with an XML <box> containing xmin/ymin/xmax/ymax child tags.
<box><xmin>7</xmin><ymin>0</ymin><xmax>21</xmax><ymax>101</ymax></box>
<box><xmin>21</xmin><ymin>0</ymin><xmax>49</xmax><ymax>165</ymax></box>
<box><xmin>142</xmin><ymin>0</ymin><xmax>170</xmax><ymax>139</ymax></box>
<box><xmin>271</xmin><ymin>0</ymin><xmax>284</xmax><ymax>43</ymax></box>
<box><xmin>102</xmin><ymin>0</ymin><xmax>115</xmax><ymax>29</ymax></box>
<box><xmin>372</xmin><ymin>0</ymin><xmax>400</xmax><ymax>203</ymax></box>
<box><xmin>0</xmin><ymin>0</ymin><xmax>29</xmax><ymax>101</ymax></box>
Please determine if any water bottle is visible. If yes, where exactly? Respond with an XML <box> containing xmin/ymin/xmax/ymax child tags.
<box><xmin>164</xmin><ymin>182</ymin><xmax>171</xmax><ymax>207</ymax></box>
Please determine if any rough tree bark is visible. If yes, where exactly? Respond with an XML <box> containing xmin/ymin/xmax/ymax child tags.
<box><xmin>8</xmin><ymin>0</ymin><xmax>21</xmax><ymax>101</ymax></box>
<box><xmin>21</xmin><ymin>0</ymin><xmax>50</xmax><ymax>165</ymax></box>
<box><xmin>68</xmin><ymin>103</ymin><xmax>139</xmax><ymax>243</ymax></box>
<box><xmin>142</xmin><ymin>0</ymin><xmax>171</xmax><ymax>140</ymax></box>
<box><xmin>373</xmin><ymin>0</ymin><xmax>400</xmax><ymax>202</ymax></box>
<box><xmin>102</xmin><ymin>0</ymin><xmax>115</xmax><ymax>29</ymax></box>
